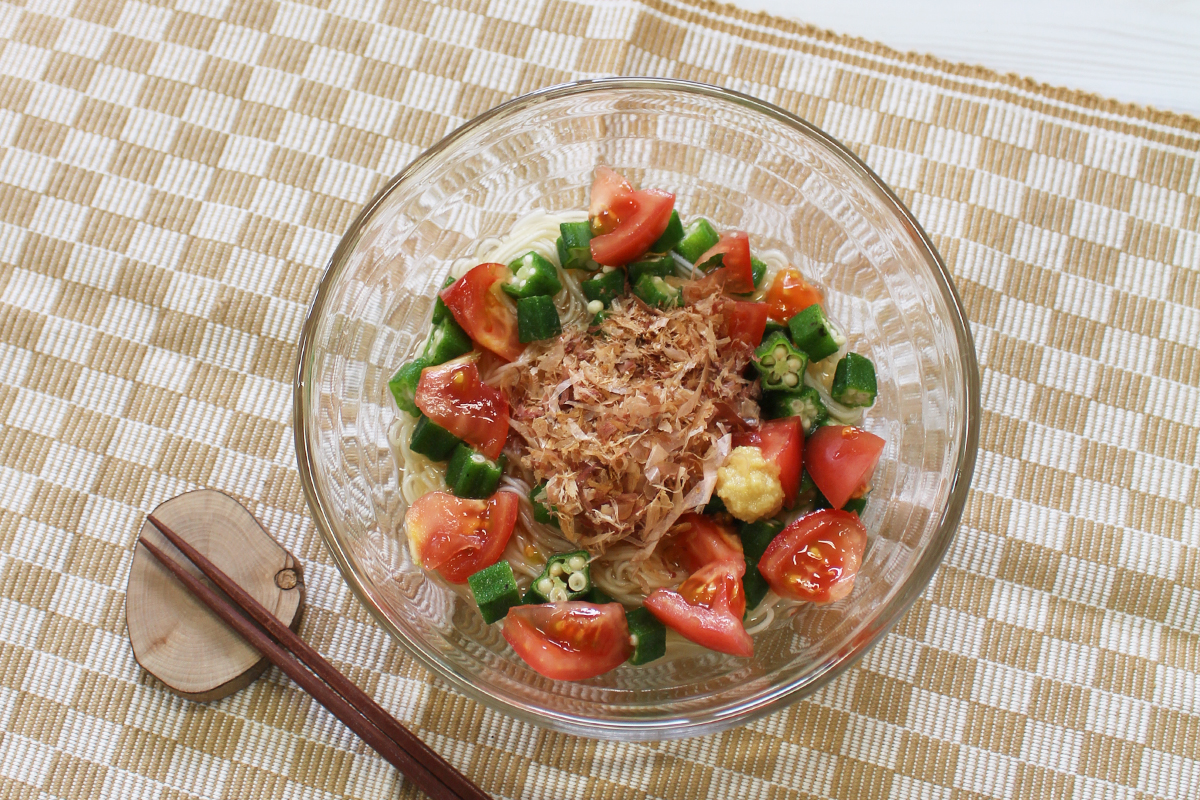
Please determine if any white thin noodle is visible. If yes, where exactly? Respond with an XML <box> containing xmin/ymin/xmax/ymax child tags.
<box><xmin>390</xmin><ymin>212</ymin><xmax>867</xmax><ymax>656</ymax></box>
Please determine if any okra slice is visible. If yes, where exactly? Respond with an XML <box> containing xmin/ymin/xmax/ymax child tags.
<box><xmin>752</xmin><ymin>331</ymin><xmax>809</xmax><ymax>391</ymax></box>
<box><xmin>632</xmin><ymin>274</ymin><xmax>682</xmax><ymax>309</ymax></box>
<box><xmin>673</xmin><ymin>218</ymin><xmax>720</xmax><ymax>263</ymax></box>
<box><xmin>528</xmin><ymin>550</ymin><xmax>592</xmax><ymax>603</ymax></box>
<box><xmin>795</xmin><ymin>469</ymin><xmax>829</xmax><ymax>510</ymax></box>
<box><xmin>409</xmin><ymin>415</ymin><xmax>462</xmax><ymax>461</ymax></box>
<box><xmin>760</xmin><ymin>385</ymin><xmax>829</xmax><ymax>432</ymax></box>
<box><xmin>843</xmin><ymin>493</ymin><xmax>869</xmax><ymax>515</ymax></box>
<box><xmin>468</xmin><ymin>561</ymin><xmax>521</xmax><ymax>624</ymax></box>
<box><xmin>516</xmin><ymin>295</ymin><xmax>562</xmax><ymax>343</ymax></box>
<box><xmin>420</xmin><ymin>316</ymin><xmax>473</xmax><ymax>365</ymax></box>
<box><xmin>387</xmin><ymin>358</ymin><xmax>428</xmax><ymax>416</ymax></box>
<box><xmin>444</xmin><ymin>444</ymin><xmax>505</xmax><ymax>499</ymax></box>
<box><xmin>762</xmin><ymin>320</ymin><xmax>788</xmax><ymax>339</ymax></box>
<box><xmin>556</xmin><ymin>221</ymin><xmax>599</xmax><ymax>271</ymax></box>
<box><xmin>625</xmin><ymin>607</ymin><xmax>666</xmax><ymax>665</ymax></box>
<box><xmin>751</xmin><ymin>256</ymin><xmax>768</xmax><ymax>289</ymax></box>
<box><xmin>738</xmin><ymin>518</ymin><xmax>783</xmax><ymax>613</ymax></box>
<box><xmin>788</xmin><ymin>304</ymin><xmax>844</xmax><ymax>363</ymax></box>
<box><xmin>431</xmin><ymin>275</ymin><xmax>456</xmax><ymax>325</ymax></box>
<box><xmin>649</xmin><ymin>210</ymin><xmax>684</xmax><ymax>253</ymax></box>
<box><xmin>627</xmin><ymin>255</ymin><xmax>675</xmax><ymax>285</ymax></box>
<box><xmin>503</xmin><ymin>251</ymin><xmax>562</xmax><ymax>299</ymax></box>
<box><xmin>831</xmin><ymin>352</ymin><xmax>877</xmax><ymax>407</ymax></box>
<box><xmin>529</xmin><ymin>481</ymin><xmax>559</xmax><ymax>527</ymax></box>
<box><xmin>581</xmin><ymin>268</ymin><xmax>625</xmax><ymax>307</ymax></box>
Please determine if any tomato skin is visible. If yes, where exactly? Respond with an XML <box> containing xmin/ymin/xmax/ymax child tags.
<box><xmin>441</xmin><ymin>263</ymin><xmax>524</xmax><ymax>362</ymax></box>
<box><xmin>765</xmin><ymin>268</ymin><xmax>823</xmax><ymax>323</ymax></box>
<box><xmin>674</xmin><ymin>513</ymin><xmax>743</xmax><ymax>572</ymax></box>
<box><xmin>732</xmin><ymin>417</ymin><xmax>804</xmax><ymax>508</ymax></box>
<box><xmin>503</xmin><ymin>602</ymin><xmax>632</xmax><ymax>681</ymax></box>
<box><xmin>405</xmin><ymin>491</ymin><xmax>519</xmax><ymax>583</ymax></box>
<box><xmin>588</xmin><ymin>166</ymin><xmax>636</xmax><ymax>234</ymax></box>
<box><xmin>805</xmin><ymin>426</ymin><xmax>885</xmax><ymax>509</ymax></box>
<box><xmin>415</xmin><ymin>356</ymin><xmax>509</xmax><ymax>459</ymax></box>
<box><xmin>590</xmin><ymin>189</ymin><xmax>676</xmax><ymax>267</ymax></box>
<box><xmin>758</xmin><ymin>509</ymin><xmax>867</xmax><ymax>603</ymax></box>
<box><xmin>694</xmin><ymin>232</ymin><xmax>755</xmax><ymax>294</ymax></box>
<box><xmin>724</xmin><ymin>300</ymin><xmax>769</xmax><ymax>348</ymax></box>
<box><xmin>646</xmin><ymin>561</ymin><xmax>753</xmax><ymax>657</ymax></box>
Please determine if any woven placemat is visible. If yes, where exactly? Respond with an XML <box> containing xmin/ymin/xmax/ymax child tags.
<box><xmin>1</xmin><ymin>0</ymin><xmax>1197</xmax><ymax>798</ymax></box>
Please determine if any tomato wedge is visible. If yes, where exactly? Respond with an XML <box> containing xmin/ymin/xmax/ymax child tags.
<box><xmin>414</xmin><ymin>356</ymin><xmax>509</xmax><ymax>459</ymax></box>
<box><xmin>503</xmin><ymin>602</ymin><xmax>632</xmax><ymax>681</ymax></box>
<box><xmin>646</xmin><ymin>561</ymin><xmax>752</xmax><ymax>657</ymax></box>
<box><xmin>588</xmin><ymin>166</ymin><xmax>636</xmax><ymax>234</ymax></box>
<box><xmin>765</xmin><ymin>268</ymin><xmax>823</xmax><ymax>323</ymax></box>
<box><xmin>405</xmin><ymin>491</ymin><xmax>518</xmax><ymax>583</ymax></box>
<box><xmin>724</xmin><ymin>300</ymin><xmax>769</xmax><ymax>348</ymax></box>
<box><xmin>694</xmin><ymin>232</ymin><xmax>754</xmax><ymax>294</ymax></box>
<box><xmin>758</xmin><ymin>509</ymin><xmax>867</xmax><ymax>603</ymax></box>
<box><xmin>587</xmin><ymin>167</ymin><xmax>675</xmax><ymax>266</ymax></box>
<box><xmin>805</xmin><ymin>425</ymin><xmax>885</xmax><ymax>509</ymax></box>
<box><xmin>732</xmin><ymin>417</ymin><xmax>803</xmax><ymax>508</ymax></box>
<box><xmin>440</xmin><ymin>263</ymin><xmax>523</xmax><ymax>362</ymax></box>
<box><xmin>673</xmin><ymin>513</ymin><xmax>743</xmax><ymax>571</ymax></box>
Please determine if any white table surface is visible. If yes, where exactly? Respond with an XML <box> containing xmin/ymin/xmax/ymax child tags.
<box><xmin>735</xmin><ymin>0</ymin><xmax>1200</xmax><ymax>119</ymax></box>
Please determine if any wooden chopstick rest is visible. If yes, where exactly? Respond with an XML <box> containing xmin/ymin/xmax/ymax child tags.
<box><xmin>125</xmin><ymin>489</ymin><xmax>305</xmax><ymax>700</ymax></box>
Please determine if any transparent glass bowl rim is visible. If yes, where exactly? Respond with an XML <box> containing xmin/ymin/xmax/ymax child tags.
<box><xmin>293</xmin><ymin>77</ymin><xmax>982</xmax><ymax>738</ymax></box>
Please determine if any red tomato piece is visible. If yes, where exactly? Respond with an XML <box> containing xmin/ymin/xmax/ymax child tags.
<box><xmin>694</xmin><ymin>232</ymin><xmax>754</xmax><ymax>294</ymax></box>
<box><xmin>758</xmin><ymin>509</ymin><xmax>867</xmax><ymax>603</ymax></box>
<box><xmin>503</xmin><ymin>602</ymin><xmax>633</xmax><ymax>681</ymax></box>
<box><xmin>645</xmin><ymin>561</ymin><xmax>752</xmax><ymax>657</ymax></box>
<box><xmin>724</xmin><ymin>300</ymin><xmax>769</xmax><ymax>348</ymax></box>
<box><xmin>765</xmin><ymin>268</ymin><xmax>824</xmax><ymax>323</ymax></box>
<box><xmin>588</xmin><ymin>166</ymin><xmax>636</xmax><ymax>234</ymax></box>
<box><xmin>590</xmin><ymin>189</ymin><xmax>676</xmax><ymax>266</ymax></box>
<box><xmin>440</xmin><ymin>263</ymin><xmax>524</xmax><ymax>362</ymax></box>
<box><xmin>673</xmin><ymin>513</ymin><xmax>743</xmax><ymax>572</ymax></box>
<box><xmin>805</xmin><ymin>426</ymin><xmax>885</xmax><ymax>509</ymax></box>
<box><xmin>405</xmin><ymin>491</ymin><xmax>518</xmax><ymax>583</ymax></box>
<box><xmin>415</xmin><ymin>356</ymin><xmax>509</xmax><ymax>459</ymax></box>
<box><xmin>732</xmin><ymin>417</ymin><xmax>803</xmax><ymax>509</ymax></box>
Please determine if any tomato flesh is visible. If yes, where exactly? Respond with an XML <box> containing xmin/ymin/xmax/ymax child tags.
<box><xmin>673</xmin><ymin>513</ymin><xmax>743</xmax><ymax>572</ymax></box>
<box><xmin>405</xmin><ymin>491</ymin><xmax>518</xmax><ymax>583</ymax></box>
<box><xmin>732</xmin><ymin>417</ymin><xmax>803</xmax><ymax>508</ymax></box>
<box><xmin>590</xmin><ymin>189</ymin><xmax>675</xmax><ymax>266</ymax></box>
<box><xmin>503</xmin><ymin>602</ymin><xmax>632</xmax><ymax>681</ymax></box>
<box><xmin>415</xmin><ymin>356</ymin><xmax>509</xmax><ymax>460</ymax></box>
<box><xmin>765</xmin><ymin>268</ymin><xmax>823</xmax><ymax>323</ymax></box>
<box><xmin>441</xmin><ymin>263</ymin><xmax>524</xmax><ymax>362</ymax></box>
<box><xmin>645</xmin><ymin>561</ymin><xmax>752</xmax><ymax>657</ymax></box>
<box><xmin>758</xmin><ymin>509</ymin><xmax>867</xmax><ymax>603</ymax></box>
<box><xmin>804</xmin><ymin>426</ymin><xmax>885</xmax><ymax>509</ymax></box>
<box><xmin>588</xmin><ymin>166</ymin><xmax>636</xmax><ymax>234</ymax></box>
<box><xmin>724</xmin><ymin>300</ymin><xmax>769</xmax><ymax>348</ymax></box>
<box><xmin>694</xmin><ymin>232</ymin><xmax>754</xmax><ymax>294</ymax></box>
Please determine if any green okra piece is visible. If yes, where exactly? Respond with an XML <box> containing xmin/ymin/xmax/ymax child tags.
<box><xmin>409</xmin><ymin>415</ymin><xmax>462</xmax><ymax>461</ymax></box>
<box><xmin>444</xmin><ymin>444</ymin><xmax>505</xmax><ymax>499</ymax></box>
<box><xmin>649</xmin><ymin>210</ymin><xmax>684</xmax><ymax>253</ymax></box>
<box><xmin>527</xmin><ymin>550</ymin><xmax>591</xmax><ymax>603</ymax></box>
<box><xmin>581</xmin><ymin>268</ymin><xmax>626</xmax><ymax>307</ymax></box>
<box><xmin>556</xmin><ymin>221</ymin><xmax>599</xmax><ymax>271</ymax></box>
<box><xmin>752</xmin><ymin>331</ymin><xmax>809</xmax><ymax>391</ymax></box>
<box><xmin>529</xmin><ymin>481</ymin><xmax>559</xmax><ymax>527</ymax></box>
<box><xmin>760</xmin><ymin>384</ymin><xmax>829</xmax><ymax>433</ymax></box>
<box><xmin>788</xmin><ymin>303</ymin><xmax>844</xmax><ymax>363</ymax></box>
<box><xmin>673</xmin><ymin>218</ymin><xmax>720</xmax><ymax>264</ymax></box>
<box><xmin>468</xmin><ymin>561</ymin><xmax>522</xmax><ymax>624</ymax></box>
<box><xmin>431</xmin><ymin>275</ymin><xmax>456</xmax><ymax>325</ymax></box>
<box><xmin>632</xmin><ymin>274</ymin><xmax>682</xmax><ymax>309</ymax></box>
<box><xmin>388</xmin><ymin>358</ymin><xmax>428</xmax><ymax>416</ymax></box>
<box><xmin>626</xmin><ymin>255</ymin><xmax>676</xmax><ymax>286</ymax></box>
<box><xmin>516</xmin><ymin>295</ymin><xmax>562</xmax><ymax>343</ymax></box>
<box><xmin>738</xmin><ymin>518</ymin><xmax>784</xmax><ymax>614</ymax></box>
<box><xmin>503</xmin><ymin>251</ymin><xmax>562</xmax><ymax>299</ymax></box>
<box><xmin>625</xmin><ymin>607</ymin><xmax>667</xmax><ymax>665</ymax></box>
<box><xmin>831</xmin><ymin>352</ymin><xmax>877</xmax><ymax>407</ymax></box>
<box><xmin>421</xmin><ymin>316</ymin><xmax>473</xmax><ymax>365</ymax></box>
<box><xmin>751</xmin><ymin>256</ymin><xmax>768</xmax><ymax>289</ymax></box>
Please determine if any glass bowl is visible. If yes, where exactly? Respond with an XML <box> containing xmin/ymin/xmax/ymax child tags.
<box><xmin>294</xmin><ymin>78</ymin><xmax>980</xmax><ymax>740</ymax></box>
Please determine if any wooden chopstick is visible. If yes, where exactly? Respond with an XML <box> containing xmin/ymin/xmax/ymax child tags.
<box><xmin>140</xmin><ymin>521</ymin><xmax>491</xmax><ymax>800</ymax></box>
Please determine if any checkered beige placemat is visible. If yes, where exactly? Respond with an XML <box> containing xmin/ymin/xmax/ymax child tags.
<box><xmin>1</xmin><ymin>0</ymin><xmax>1197</xmax><ymax>797</ymax></box>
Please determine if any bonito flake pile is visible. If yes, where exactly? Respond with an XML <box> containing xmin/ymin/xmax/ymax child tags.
<box><xmin>495</xmin><ymin>293</ymin><xmax>759</xmax><ymax>558</ymax></box>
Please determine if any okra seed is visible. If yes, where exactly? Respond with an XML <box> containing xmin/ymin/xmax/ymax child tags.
<box><xmin>537</xmin><ymin>578</ymin><xmax>554</xmax><ymax>594</ymax></box>
<box><xmin>549</xmin><ymin>586</ymin><xmax>568</xmax><ymax>603</ymax></box>
<box><xmin>773</xmin><ymin>346</ymin><xmax>788</xmax><ymax>360</ymax></box>
<box><xmin>567</xmin><ymin>572</ymin><xmax>586</xmax><ymax>591</ymax></box>
<box><xmin>761</xmin><ymin>355</ymin><xmax>776</xmax><ymax>366</ymax></box>
<box><xmin>568</xmin><ymin>555</ymin><xmax>586</xmax><ymax>572</ymax></box>
<box><xmin>549</xmin><ymin>563</ymin><xmax>563</xmax><ymax>577</ymax></box>
<box><xmin>783</xmin><ymin>373</ymin><xmax>799</xmax><ymax>387</ymax></box>
<box><xmin>629</xmin><ymin>634</ymin><xmax>639</xmax><ymax>646</ymax></box>
<box><xmin>787</xmin><ymin>357</ymin><xmax>802</xmax><ymax>370</ymax></box>
<box><xmin>586</xmin><ymin>299</ymin><xmax>603</xmax><ymax>314</ymax></box>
